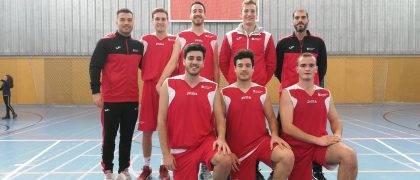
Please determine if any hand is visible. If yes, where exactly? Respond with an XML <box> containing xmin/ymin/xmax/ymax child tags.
<box><xmin>270</xmin><ymin>135</ymin><xmax>291</xmax><ymax>150</ymax></box>
<box><xmin>163</xmin><ymin>153</ymin><xmax>177</xmax><ymax>171</ymax></box>
<box><xmin>213</xmin><ymin>138</ymin><xmax>231</xmax><ymax>155</ymax></box>
<box><xmin>317</xmin><ymin>135</ymin><xmax>341</xmax><ymax>146</ymax></box>
<box><xmin>92</xmin><ymin>93</ymin><xmax>103</xmax><ymax>108</ymax></box>
<box><xmin>230</xmin><ymin>153</ymin><xmax>240</xmax><ymax>172</ymax></box>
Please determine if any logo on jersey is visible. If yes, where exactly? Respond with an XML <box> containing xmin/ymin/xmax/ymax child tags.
<box><xmin>307</xmin><ymin>47</ymin><xmax>315</xmax><ymax>51</ymax></box>
<box><xmin>307</xmin><ymin>100</ymin><xmax>317</xmax><ymax>104</ymax></box>
<box><xmin>133</xmin><ymin>49</ymin><xmax>139</xmax><ymax>52</ymax></box>
<box><xmin>241</xmin><ymin>96</ymin><xmax>252</xmax><ymax>100</ymax></box>
<box><xmin>318</xmin><ymin>93</ymin><xmax>328</xmax><ymax>97</ymax></box>
<box><xmin>251</xmin><ymin>37</ymin><xmax>261</xmax><ymax>41</ymax></box>
<box><xmin>253</xmin><ymin>90</ymin><xmax>263</xmax><ymax>94</ymax></box>
<box><xmin>115</xmin><ymin>46</ymin><xmax>121</xmax><ymax>50</ymax></box>
<box><xmin>201</xmin><ymin>85</ymin><xmax>212</xmax><ymax>90</ymax></box>
<box><xmin>205</xmin><ymin>34</ymin><xmax>214</xmax><ymax>38</ymax></box>
<box><xmin>156</xmin><ymin>42</ymin><xmax>165</xmax><ymax>46</ymax></box>
<box><xmin>194</xmin><ymin>39</ymin><xmax>204</xmax><ymax>43</ymax></box>
<box><xmin>186</xmin><ymin>91</ymin><xmax>198</xmax><ymax>96</ymax></box>
<box><xmin>104</xmin><ymin>109</ymin><xmax>110</xmax><ymax>112</ymax></box>
<box><xmin>236</xmin><ymin>37</ymin><xmax>243</xmax><ymax>41</ymax></box>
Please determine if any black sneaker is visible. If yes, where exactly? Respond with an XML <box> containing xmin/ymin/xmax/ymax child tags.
<box><xmin>12</xmin><ymin>113</ymin><xmax>17</xmax><ymax>119</ymax></box>
<box><xmin>312</xmin><ymin>172</ymin><xmax>327</xmax><ymax>180</ymax></box>
<box><xmin>256</xmin><ymin>169</ymin><xmax>265</xmax><ymax>180</ymax></box>
<box><xmin>2</xmin><ymin>116</ymin><xmax>10</xmax><ymax>119</ymax></box>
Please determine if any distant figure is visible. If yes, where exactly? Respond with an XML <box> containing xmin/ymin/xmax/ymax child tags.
<box><xmin>1</xmin><ymin>75</ymin><xmax>17</xmax><ymax>119</ymax></box>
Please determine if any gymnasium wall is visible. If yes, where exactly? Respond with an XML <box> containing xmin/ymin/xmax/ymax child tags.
<box><xmin>1</xmin><ymin>56</ymin><xmax>419</xmax><ymax>104</ymax></box>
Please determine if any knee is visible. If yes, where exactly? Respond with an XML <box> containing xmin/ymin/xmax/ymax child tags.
<box><xmin>213</xmin><ymin>154</ymin><xmax>232</xmax><ymax>171</ymax></box>
<box><xmin>273</xmin><ymin>148</ymin><xmax>295</xmax><ymax>167</ymax></box>
<box><xmin>342</xmin><ymin>148</ymin><xmax>358</xmax><ymax>168</ymax></box>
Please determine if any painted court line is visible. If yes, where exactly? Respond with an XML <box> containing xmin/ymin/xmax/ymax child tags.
<box><xmin>2</xmin><ymin>140</ymin><xmax>61</xmax><ymax>180</ymax></box>
<box><xmin>375</xmin><ymin>139</ymin><xmax>420</xmax><ymax>168</ymax></box>
<box><xmin>12</xmin><ymin>141</ymin><xmax>89</xmax><ymax>179</ymax></box>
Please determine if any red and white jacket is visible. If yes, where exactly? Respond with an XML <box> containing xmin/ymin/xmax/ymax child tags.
<box><xmin>219</xmin><ymin>23</ymin><xmax>276</xmax><ymax>86</ymax></box>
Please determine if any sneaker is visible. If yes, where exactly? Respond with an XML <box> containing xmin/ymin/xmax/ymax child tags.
<box><xmin>2</xmin><ymin>116</ymin><xmax>10</xmax><ymax>119</ymax></box>
<box><xmin>12</xmin><ymin>113</ymin><xmax>17</xmax><ymax>119</ymax></box>
<box><xmin>105</xmin><ymin>170</ymin><xmax>114</xmax><ymax>180</ymax></box>
<box><xmin>159</xmin><ymin>165</ymin><xmax>170</xmax><ymax>180</ymax></box>
<box><xmin>312</xmin><ymin>172</ymin><xmax>327</xmax><ymax>180</ymax></box>
<box><xmin>117</xmin><ymin>168</ymin><xmax>132</xmax><ymax>180</ymax></box>
<box><xmin>199</xmin><ymin>164</ymin><xmax>212</xmax><ymax>180</ymax></box>
<box><xmin>137</xmin><ymin>166</ymin><xmax>152</xmax><ymax>180</ymax></box>
<box><xmin>256</xmin><ymin>169</ymin><xmax>265</xmax><ymax>180</ymax></box>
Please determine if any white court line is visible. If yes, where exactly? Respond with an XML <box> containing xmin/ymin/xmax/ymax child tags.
<box><xmin>10</xmin><ymin>141</ymin><xmax>89</xmax><ymax>179</ymax></box>
<box><xmin>129</xmin><ymin>155</ymin><xmax>140</xmax><ymax>177</ymax></box>
<box><xmin>37</xmin><ymin>142</ymin><xmax>102</xmax><ymax>180</ymax></box>
<box><xmin>343</xmin><ymin>120</ymin><xmax>401</xmax><ymax>138</ymax></box>
<box><xmin>346</xmin><ymin>139</ymin><xmax>418</xmax><ymax>170</ymax></box>
<box><xmin>77</xmin><ymin>132</ymin><xmax>142</xmax><ymax>180</ymax></box>
<box><xmin>375</xmin><ymin>139</ymin><xmax>420</xmax><ymax>167</ymax></box>
<box><xmin>342</xmin><ymin>115</ymin><xmax>420</xmax><ymax>138</ymax></box>
<box><xmin>2</xmin><ymin>140</ymin><xmax>61</xmax><ymax>180</ymax></box>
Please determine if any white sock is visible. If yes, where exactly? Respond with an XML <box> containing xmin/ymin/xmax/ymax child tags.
<box><xmin>144</xmin><ymin>156</ymin><xmax>151</xmax><ymax>167</ymax></box>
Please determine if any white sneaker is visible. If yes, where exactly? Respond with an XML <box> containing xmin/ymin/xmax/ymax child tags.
<box><xmin>199</xmin><ymin>163</ymin><xmax>213</xmax><ymax>180</ymax></box>
<box><xmin>117</xmin><ymin>168</ymin><xmax>132</xmax><ymax>180</ymax></box>
<box><xmin>105</xmin><ymin>170</ymin><xmax>114</xmax><ymax>180</ymax></box>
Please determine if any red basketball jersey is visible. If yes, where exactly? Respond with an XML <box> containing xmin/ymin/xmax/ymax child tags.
<box><xmin>222</xmin><ymin>84</ymin><xmax>269</xmax><ymax>154</ymax></box>
<box><xmin>282</xmin><ymin>84</ymin><xmax>331</xmax><ymax>148</ymax></box>
<box><xmin>166</xmin><ymin>75</ymin><xmax>217</xmax><ymax>149</ymax></box>
<box><xmin>176</xmin><ymin>30</ymin><xmax>217</xmax><ymax>80</ymax></box>
<box><xmin>140</xmin><ymin>34</ymin><xmax>176</xmax><ymax>82</ymax></box>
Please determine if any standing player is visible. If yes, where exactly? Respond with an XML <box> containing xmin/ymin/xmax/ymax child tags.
<box><xmin>275</xmin><ymin>9</ymin><xmax>327</xmax><ymax>180</ymax></box>
<box><xmin>280</xmin><ymin>53</ymin><xmax>358</xmax><ymax>180</ymax></box>
<box><xmin>215</xmin><ymin>50</ymin><xmax>294</xmax><ymax>180</ymax></box>
<box><xmin>157</xmin><ymin>44</ymin><xmax>231</xmax><ymax>180</ymax></box>
<box><xmin>156</xmin><ymin>1</ymin><xmax>219</xmax><ymax>92</ymax></box>
<box><xmin>137</xmin><ymin>8</ymin><xmax>175</xmax><ymax>180</ymax></box>
<box><xmin>219</xmin><ymin>0</ymin><xmax>276</xmax><ymax>86</ymax></box>
<box><xmin>89</xmin><ymin>8</ymin><xmax>143</xmax><ymax>180</ymax></box>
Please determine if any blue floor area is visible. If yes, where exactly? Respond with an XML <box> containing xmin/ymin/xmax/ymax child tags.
<box><xmin>0</xmin><ymin>104</ymin><xmax>419</xmax><ymax>179</ymax></box>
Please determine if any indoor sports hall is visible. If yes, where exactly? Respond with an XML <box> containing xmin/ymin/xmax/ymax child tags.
<box><xmin>1</xmin><ymin>0</ymin><xmax>419</xmax><ymax>180</ymax></box>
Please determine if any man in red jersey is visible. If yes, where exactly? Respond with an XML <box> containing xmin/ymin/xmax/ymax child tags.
<box><xmin>137</xmin><ymin>8</ymin><xmax>174</xmax><ymax>180</ymax></box>
<box><xmin>219</xmin><ymin>0</ymin><xmax>276</xmax><ymax>86</ymax></box>
<box><xmin>156</xmin><ymin>1</ymin><xmax>220</xmax><ymax>92</ymax></box>
<box><xmin>89</xmin><ymin>8</ymin><xmax>143</xmax><ymax>180</ymax></box>
<box><xmin>215</xmin><ymin>50</ymin><xmax>294</xmax><ymax>180</ymax></box>
<box><xmin>157</xmin><ymin>44</ymin><xmax>231</xmax><ymax>180</ymax></box>
<box><xmin>280</xmin><ymin>53</ymin><xmax>358</xmax><ymax>180</ymax></box>
<box><xmin>275</xmin><ymin>9</ymin><xmax>328</xmax><ymax>180</ymax></box>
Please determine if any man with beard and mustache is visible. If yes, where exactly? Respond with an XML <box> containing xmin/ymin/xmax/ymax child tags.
<box><xmin>157</xmin><ymin>44</ymin><xmax>231</xmax><ymax>180</ymax></box>
<box><xmin>137</xmin><ymin>8</ymin><xmax>174</xmax><ymax>180</ymax></box>
<box><xmin>89</xmin><ymin>8</ymin><xmax>143</xmax><ymax>180</ymax></box>
<box><xmin>156</xmin><ymin>1</ymin><xmax>219</xmax><ymax>92</ymax></box>
<box><xmin>214</xmin><ymin>50</ymin><xmax>294</xmax><ymax>180</ymax></box>
<box><xmin>274</xmin><ymin>9</ymin><xmax>327</xmax><ymax>180</ymax></box>
<box><xmin>280</xmin><ymin>53</ymin><xmax>357</xmax><ymax>180</ymax></box>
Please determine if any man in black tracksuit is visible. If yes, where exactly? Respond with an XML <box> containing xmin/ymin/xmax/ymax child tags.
<box><xmin>89</xmin><ymin>8</ymin><xmax>143</xmax><ymax>180</ymax></box>
<box><xmin>274</xmin><ymin>9</ymin><xmax>327</xmax><ymax>180</ymax></box>
<box><xmin>1</xmin><ymin>75</ymin><xmax>17</xmax><ymax>119</ymax></box>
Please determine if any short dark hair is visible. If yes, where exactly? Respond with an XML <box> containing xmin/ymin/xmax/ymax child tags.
<box><xmin>152</xmin><ymin>8</ymin><xmax>168</xmax><ymax>19</ymax></box>
<box><xmin>117</xmin><ymin>8</ymin><xmax>133</xmax><ymax>16</ymax></box>
<box><xmin>191</xmin><ymin>1</ymin><xmax>206</xmax><ymax>13</ymax></box>
<box><xmin>234</xmin><ymin>49</ymin><xmax>254</xmax><ymax>66</ymax></box>
<box><xmin>184</xmin><ymin>43</ymin><xmax>206</xmax><ymax>60</ymax></box>
<box><xmin>292</xmin><ymin>9</ymin><xmax>308</xmax><ymax>19</ymax></box>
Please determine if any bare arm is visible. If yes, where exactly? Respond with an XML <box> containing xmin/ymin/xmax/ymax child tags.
<box><xmin>264</xmin><ymin>93</ymin><xmax>290</xmax><ymax>149</ymax></box>
<box><xmin>213</xmin><ymin>89</ymin><xmax>230</xmax><ymax>154</ymax></box>
<box><xmin>327</xmin><ymin>96</ymin><xmax>343</xmax><ymax>137</ymax></box>
<box><xmin>212</xmin><ymin>42</ymin><xmax>220</xmax><ymax>84</ymax></box>
<box><xmin>157</xmin><ymin>80</ymin><xmax>177</xmax><ymax>170</ymax></box>
<box><xmin>156</xmin><ymin>38</ymin><xmax>182</xmax><ymax>92</ymax></box>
